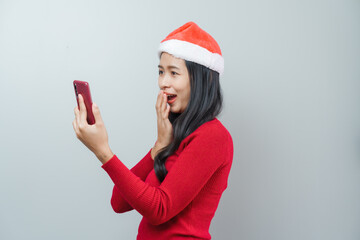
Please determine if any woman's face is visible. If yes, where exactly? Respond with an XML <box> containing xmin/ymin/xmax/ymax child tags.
<box><xmin>158</xmin><ymin>52</ymin><xmax>191</xmax><ymax>113</ymax></box>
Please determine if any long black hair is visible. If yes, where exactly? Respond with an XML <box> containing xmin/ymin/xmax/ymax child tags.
<box><xmin>154</xmin><ymin>60</ymin><xmax>223</xmax><ymax>182</ymax></box>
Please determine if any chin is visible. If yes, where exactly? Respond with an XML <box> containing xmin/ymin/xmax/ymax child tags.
<box><xmin>170</xmin><ymin>106</ymin><xmax>182</xmax><ymax>114</ymax></box>
<box><xmin>170</xmin><ymin>109</ymin><xmax>180</xmax><ymax>114</ymax></box>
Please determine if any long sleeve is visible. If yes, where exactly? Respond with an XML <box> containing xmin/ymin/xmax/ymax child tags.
<box><xmin>102</xmin><ymin>124</ymin><xmax>233</xmax><ymax>225</ymax></box>
<box><xmin>110</xmin><ymin>149</ymin><xmax>154</xmax><ymax>213</ymax></box>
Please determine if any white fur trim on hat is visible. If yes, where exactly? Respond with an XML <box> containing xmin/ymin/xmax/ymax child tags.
<box><xmin>158</xmin><ymin>39</ymin><xmax>224</xmax><ymax>75</ymax></box>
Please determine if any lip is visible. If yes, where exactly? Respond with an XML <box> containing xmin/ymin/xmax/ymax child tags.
<box><xmin>164</xmin><ymin>92</ymin><xmax>176</xmax><ymax>96</ymax></box>
<box><xmin>167</xmin><ymin>96</ymin><xmax>177</xmax><ymax>104</ymax></box>
<box><xmin>164</xmin><ymin>92</ymin><xmax>177</xmax><ymax>104</ymax></box>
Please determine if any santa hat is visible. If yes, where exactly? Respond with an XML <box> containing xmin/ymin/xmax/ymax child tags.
<box><xmin>158</xmin><ymin>22</ymin><xmax>224</xmax><ymax>75</ymax></box>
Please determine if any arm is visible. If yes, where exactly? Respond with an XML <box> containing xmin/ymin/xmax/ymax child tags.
<box><xmin>107</xmin><ymin>91</ymin><xmax>172</xmax><ymax>214</ymax></box>
<box><xmin>102</xmin><ymin>129</ymin><xmax>232</xmax><ymax>225</ymax></box>
<box><xmin>110</xmin><ymin>149</ymin><xmax>154</xmax><ymax>213</ymax></box>
<box><xmin>71</xmin><ymin>95</ymin><xmax>156</xmax><ymax>213</ymax></box>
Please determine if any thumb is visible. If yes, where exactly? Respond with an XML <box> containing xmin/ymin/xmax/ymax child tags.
<box><xmin>92</xmin><ymin>103</ymin><xmax>103</xmax><ymax>124</ymax></box>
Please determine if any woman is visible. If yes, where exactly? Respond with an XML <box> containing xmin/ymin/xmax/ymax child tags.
<box><xmin>73</xmin><ymin>22</ymin><xmax>233</xmax><ymax>239</ymax></box>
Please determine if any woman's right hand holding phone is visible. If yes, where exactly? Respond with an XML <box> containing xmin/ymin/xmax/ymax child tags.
<box><xmin>151</xmin><ymin>90</ymin><xmax>173</xmax><ymax>159</ymax></box>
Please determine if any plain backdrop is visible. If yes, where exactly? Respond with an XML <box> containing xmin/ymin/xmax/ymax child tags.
<box><xmin>0</xmin><ymin>0</ymin><xmax>359</xmax><ymax>239</ymax></box>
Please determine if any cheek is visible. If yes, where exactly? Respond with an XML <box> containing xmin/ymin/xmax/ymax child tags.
<box><xmin>185</xmin><ymin>80</ymin><xmax>191</xmax><ymax>99</ymax></box>
<box><xmin>175</xmin><ymin>76</ymin><xmax>191</xmax><ymax>102</ymax></box>
<box><xmin>182</xmin><ymin>85</ymin><xmax>191</xmax><ymax>104</ymax></box>
<box><xmin>185</xmin><ymin>86</ymin><xmax>191</xmax><ymax>98</ymax></box>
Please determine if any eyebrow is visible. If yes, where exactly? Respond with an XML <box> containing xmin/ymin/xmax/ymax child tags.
<box><xmin>158</xmin><ymin>64</ymin><xmax>180</xmax><ymax>70</ymax></box>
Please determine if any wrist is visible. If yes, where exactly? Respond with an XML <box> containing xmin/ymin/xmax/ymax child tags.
<box><xmin>151</xmin><ymin>148</ymin><xmax>156</xmax><ymax>160</ymax></box>
<box><xmin>151</xmin><ymin>144</ymin><xmax>158</xmax><ymax>160</ymax></box>
<box><xmin>151</xmin><ymin>142</ymin><xmax>164</xmax><ymax>159</ymax></box>
<box><xmin>96</xmin><ymin>147</ymin><xmax>114</xmax><ymax>164</ymax></box>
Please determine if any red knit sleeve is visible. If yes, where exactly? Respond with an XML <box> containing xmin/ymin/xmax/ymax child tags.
<box><xmin>102</xmin><ymin>126</ymin><xmax>233</xmax><ymax>225</ymax></box>
<box><xmin>106</xmin><ymin>149</ymin><xmax>154</xmax><ymax>213</ymax></box>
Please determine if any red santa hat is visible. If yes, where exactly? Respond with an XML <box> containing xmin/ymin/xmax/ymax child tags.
<box><xmin>158</xmin><ymin>22</ymin><xmax>224</xmax><ymax>75</ymax></box>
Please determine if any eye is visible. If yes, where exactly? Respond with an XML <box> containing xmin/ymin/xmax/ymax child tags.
<box><xmin>158</xmin><ymin>70</ymin><xmax>164</xmax><ymax>75</ymax></box>
<box><xmin>171</xmin><ymin>71</ymin><xmax>178</xmax><ymax>76</ymax></box>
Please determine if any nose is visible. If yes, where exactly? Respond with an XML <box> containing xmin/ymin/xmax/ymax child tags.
<box><xmin>158</xmin><ymin>74</ymin><xmax>171</xmax><ymax>90</ymax></box>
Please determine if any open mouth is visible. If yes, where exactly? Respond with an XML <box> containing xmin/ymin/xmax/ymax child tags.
<box><xmin>167</xmin><ymin>94</ymin><xmax>177</xmax><ymax>104</ymax></box>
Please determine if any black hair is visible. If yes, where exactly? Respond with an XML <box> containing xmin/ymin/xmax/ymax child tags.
<box><xmin>154</xmin><ymin>60</ymin><xmax>223</xmax><ymax>182</ymax></box>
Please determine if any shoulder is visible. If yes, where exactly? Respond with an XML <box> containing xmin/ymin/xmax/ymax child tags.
<box><xmin>183</xmin><ymin>118</ymin><xmax>233</xmax><ymax>150</ymax></box>
<box><xmin>195</xmin><ymin>118</ymin><xmax>232</xmax><ymax>141</ymax></box>
<box><xmin>177</xmin><ymin>118</ymin><xmax>233</xmax><ymax>164</ymax></box>
<box><xmin>176</xmin><ymin>118</ymin><xmax>233</xmax><ymax>165</ymax></box>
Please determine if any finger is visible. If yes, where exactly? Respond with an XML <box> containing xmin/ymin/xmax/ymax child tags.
<box><xmin>72</xmin><ymin>119</ymin><xmax>76</xmax><ymax>131</ymax></box>
<box><xmin>162</xmin><ymin>94</ymin><xmax>168</xmax><ymax>112</ymax></box>
<box><xmin>163</xmin><ymin>103</ymin><xmax>170</xmax><ymax>120</ymax></box>
<box><xmin>74</xmin><ymin>107</ymin><xmax>80</xmax><ymax>125</ymax></box>
<box><xmin>158</xmin><ymin>92</ymin><xmax>167</xmax><ymax>116</ymax></box>
<box><xmin>92</xmin><ymin>103</ymin><xmax>103</xmax><ymax>125</ymax></box>
<box><xmin>72</xmin><ymin>119</ymin><xmax>80</xmax><ymax>137</ymax></box>
<box><xmin>78</xmin><ymin>94</ymin><xmax>87</xmax><ymax>124</ymax></box>
<box><xmin>155</xmin><ymin>91</ymin><xmax>162</xmax><ymax>112</ymax></box>
<box><xmin>156</xmin><ymin>91</ymin><xmax>163</xmax><ymax>120</ymax></box>
<box><xmin>160</xmin><ymin>94</ymin><xmax>168</xmax><ymax>119</ymax></box>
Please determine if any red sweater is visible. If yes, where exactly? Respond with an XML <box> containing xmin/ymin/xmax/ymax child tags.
<box><xmin>101</xmin><ymin>118</ymin><xmax>233</xmax><ymax>239</ymax></box>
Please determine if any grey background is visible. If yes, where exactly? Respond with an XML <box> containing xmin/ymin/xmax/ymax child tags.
<box><xmin>0</xmin><ymin>0</ymin><xmax>359</xmax><ymax>239</ymax></box>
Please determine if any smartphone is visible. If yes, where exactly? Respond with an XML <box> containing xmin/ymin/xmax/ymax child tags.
<box><xmin>73</xmin><ymin>80</ymin><xmax>96</xmax><ymax>125</ymax></box>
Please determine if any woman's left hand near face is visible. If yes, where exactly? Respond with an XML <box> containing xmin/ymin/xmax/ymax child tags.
<box><xmin>72</xmin><ymin>94</ymin><xmax>114</xmax><ymax>164</ymax></box>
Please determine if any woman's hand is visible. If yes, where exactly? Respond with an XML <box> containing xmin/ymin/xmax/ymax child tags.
<box><xmin>72</xmin><ymin>94</ymin><xmax>114</xmax><ymax>164</ymax></box>
<box><xmin>151</xmin><ymin>91</ymin><xmax>173</xmax><ymax>159</ymax></box>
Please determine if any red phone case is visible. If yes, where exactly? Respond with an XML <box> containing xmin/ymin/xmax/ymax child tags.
<box><xmin>73</xmin><ymin>80</ymin><xmax>96</xmax><ymax>125</ymax></box>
